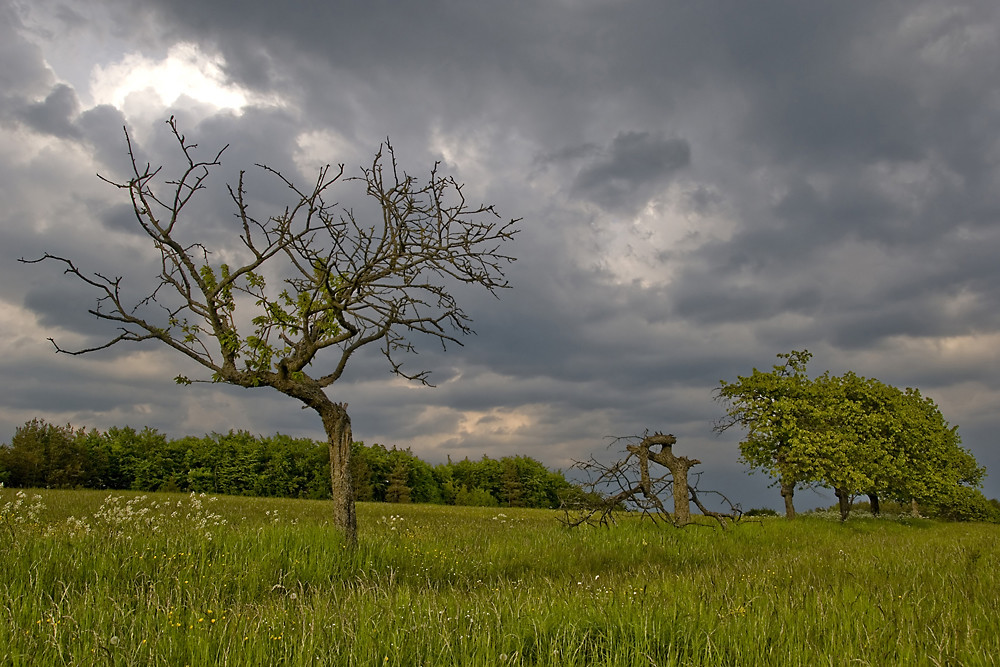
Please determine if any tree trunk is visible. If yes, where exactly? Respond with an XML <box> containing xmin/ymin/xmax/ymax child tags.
<box><xmin>835</xmin><ymin>487</ymin><xmax>851</xmax><ymax>522</ymax></box>
<box><xmin>780</xmin><ymin>478</ymin><xmax>796</xmax><ymax>519</ymax></box>
<box><xmin>643</xmin><ymin>434</ymin><xmax>698</xmax><ymax>527</ymax></box>
<box><xmin>867</xmin><ymin>492</ymin><xmax>880</xmax><ymax>516</ymax></box>
<box><xmin>911</xmin><ymin>498</ymin><xmax>920</xmax><ymax>518</ymax></box>
<box><xmin>318</xmin><ymin>401</ymin><xmax>357</xmax><ymax>546</ymax></box>
<box><xmin>667</xmin><ymin>460</ymin><xmax>693</xmax><ymax>526</ymax></box>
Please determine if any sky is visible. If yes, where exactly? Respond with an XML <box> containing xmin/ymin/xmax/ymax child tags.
<box><xmin>3</xmin><ymin>0</ymin><xmax>1000</xmax><ymax>512</ymax></box>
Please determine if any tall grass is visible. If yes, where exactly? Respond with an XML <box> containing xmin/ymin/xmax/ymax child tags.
<box><xmin>2</xmin><ymin>487</ymin><xmax>998</xmax><ymax>665</ymax></box>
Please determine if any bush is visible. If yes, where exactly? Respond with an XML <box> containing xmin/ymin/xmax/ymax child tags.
<box><xmin>454</xmin><ymin>485</ymin><xmax>498</xmax><ymax>507</ymax></box>
<box><xmin>926</xmin><ymin>487</ymin><xmax>1000</xmax><ymax>523</ymax></box>
<box><xmin>744</xmin><ymin>507</ymin><xmax>779</xmax><ymax>517</ymax></box>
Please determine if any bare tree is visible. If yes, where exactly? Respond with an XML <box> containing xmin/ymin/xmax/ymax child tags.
<box><xmin>561</xmin><ymin>432</ymin><xmax>742</xmax><ymax>529</ymax></box>
<box><xmin>20</xmin><ymin>118</ymin><xmax>519</xmax><ymax>545</ymax></box>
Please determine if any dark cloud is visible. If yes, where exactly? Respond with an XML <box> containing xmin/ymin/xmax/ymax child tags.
<box><xmin>570</xmin><ymin>131</ymin><xmax>690</xmax><ymax>214</ymax></box>
<box><xmin>16</xmin><ymin>83</ymin><xmax>81</xmax><ymax>138</ymax></box>
<box><xmin>0</xmin><ymin>5</ymin><xmax>54</xmax><ymax>100</ymax></box>
<box><xmin>684</xmin><ymin>186</ymin><xmax>723</xmax><ymax>216</ymax></box>
<box><xmin>99</xmin><ymin>203</ymin><xmax>139</xmax><ymax>234</ymax></box>
<box><xmin>76</xmin><ymin>105</ymin><xmax>130</xmax><ymax>172</ymax></box>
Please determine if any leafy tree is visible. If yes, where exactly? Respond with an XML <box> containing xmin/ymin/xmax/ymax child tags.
<box><xmin>119</xmin><ymin>428</ymin><xmax>175</xmax><ymax>491</ymax></box>
<box><xmin>543</xmin><ymin>470</ymin><xmax>578</xmax><ymax>509</ymax></box>
<box><xmin>928</xmin><ymin>486</ymin><xmax>1000</xmax><ymax>522</ymax></box>
<box><xmin>473</xmin><ymin>456</ymin><xmax>505</xmax><ymax>500</ymax></box>
<box><xmin>2</xmin><ymin>416</ymin><xmax>582</xmax><ymax>509</ymax></box>
<box><xmin>778</xmin><ymin>373</ymin><xmax>983</xmax><ymax>520</ymax></box>
<box><xmin>500</xmin><ymin>458</ymin><xmax>525</xmax><ymax>506</ymax></box>
<box><xmin>448</xmin><ymin>457</ymin><xmax>478</xmax><ymax>495</ymax></box>
<box><xmin>0</xmin><ymin>419</ymin><xmax>85</xmax><ymax>488</ymax></box>
<box><xmin>349</xmin><ymin>443</ymin><xmax>378</xmax><ymax>502</ymax></box>
<box><xmin>398</xmin><ymin>452</ymin><xmax>442</xmax><ymax>504</ymax></box>
<box><xmin>717</xmin><ymin>351</ymin><xmax>986</xmax><ymax>520</ymax></box>
<box><xmin>254</xmin><ymin>434</ymin><xmax>314</xmax><ymax>497</ymax></box>
<box><xmin>21</xmin><ymin>118</ymin><xmax>518</xmax><ymax>544</ymax></box>
<box><xmin>715</xmin><ymin>350</ymin><xmax>814</xmax><ymax>518</ymax></box>
<box><xmin>442</xmin><ymin>454</ymin><xmax>573</xmax><ymax>508</ymax></box>
<box><xmin>350</xmin><ymin>442</ymin><xmax>394</xmax><ymax>502</ymax></box>
<box><xmin>454</xmin><ymin>485</ymin><xmax>498</xmax><ymax>507</ymax></box>
<box><xmin>211</xmin><ymin>431</ymin><xmax>263</xmax><ymax>496</ymax></box>
<box><xmin>384</xmin><ymin>462</ymin><xmax>412</xmax><ymax>504</ymax></box>
<box><xmin>432</xmin><ymin>463</ymin><xmax>458</xmax><ymax>504</ymax></box>
<box><xmin>885</xmin><ymin>387</ymin><xmax>984</xmax><ymax>513</ymax></box>
<box><xmin>499</xmin><ymin>455</ymin><xmax>574</xmax><ymax>509</ymax></box>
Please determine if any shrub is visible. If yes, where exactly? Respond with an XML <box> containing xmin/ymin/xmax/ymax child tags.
<box><xmin>744</xmin><ymin>507</ymin><xmax>779</xmax><ymax>517</ymax></box>
<box><xmin>926</xmin><ymin>486</ymin><xmax>1000</xmax><ymax>523</ymax></box>
<box><xmin>453</xmin><ymin>485</ymin><xmax>498</xmax><ymax>507</ymax></box>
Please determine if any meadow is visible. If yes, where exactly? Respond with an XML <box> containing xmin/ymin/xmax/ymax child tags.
<box><xmin>2</xmin><ymin>488</ymin><xmax>998</xmax><ymax>666</ymax></box>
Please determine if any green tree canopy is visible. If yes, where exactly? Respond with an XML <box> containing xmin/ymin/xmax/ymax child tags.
<box><xmin>717</xmin><ymin>350</ymin><xmax>987</xmax><ymax>520</ymax></box>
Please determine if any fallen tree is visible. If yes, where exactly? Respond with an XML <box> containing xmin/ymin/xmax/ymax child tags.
<box><xmin>560</xmin><ymin>432</ymin><xmax>743</xmax><ymax>529</ymax></box>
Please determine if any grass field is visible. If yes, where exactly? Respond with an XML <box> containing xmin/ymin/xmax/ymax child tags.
<box><xmin>2</xmin><ymin>488</ymin><xmax>998</xmax><ymax>666</ymax></box>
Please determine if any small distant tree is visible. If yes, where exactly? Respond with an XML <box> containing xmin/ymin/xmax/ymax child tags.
<box><xmin>385</xmin><ymin>462</ymin><xmax>412</xmax><ymax>504</ymax></box>
<box><xmin>21</xmin><ymin>118</ymin><xmax>518</xmax><ymax>544</ymax></box>
<box><xmin>500</xmin><ymin>458</ymin><xmax>525</xmax><ymax>507</ymax></box>
<box><xmin>454</xmin><ymin>485</ymin><xmax>499</xmax><ymax>507</ymax></box>
<box><xmin>349</xmin><ymin>447</ymin><xmax>376</xmax><ymax>502</ymax></box>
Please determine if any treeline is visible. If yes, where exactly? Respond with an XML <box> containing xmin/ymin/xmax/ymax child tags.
<box><xmin>0</xmin><ymin>419</ymin><xmax>579</xmax><ymax>508</ymax></box>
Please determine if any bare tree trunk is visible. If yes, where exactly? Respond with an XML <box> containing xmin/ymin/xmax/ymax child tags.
<box><xmin>318</xmin><ymin>402</ymin><xmax>357</xmax><ymax>546</ymax></box>
<box><xmin>780</xmin><ymin>478</ymin><xmax>796</xmax><ymax>519</ymax></box>
<box><xmin>654</xmin><ymin>450</ymin><xmax>696</xmax><ymax>526</ymax></box>
<box><xmin>641</xmin><ymin>433</ymin><xmax>699</xmax><ymax>527</ymax></box>
<box><xmin>911</xmin><ymin>498</ymin><xmax>920</xmax><ymax>518</ymax></box>
<box><xmin>835</xmin><ymin>487</ymin><xmax>851</xmax><ymax>522</ymax></box>
<box><xmin>867</xmin><ymin>492</ymin><xmax>880</xmax><ymax>516</ymax></box>
<box><xmin>671</xmin><ymin>463</ymin><xmax>692</xmax><ymax>525</ymax></box>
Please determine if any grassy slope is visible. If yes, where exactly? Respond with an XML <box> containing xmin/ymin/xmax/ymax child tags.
<box><xmin>2</xmin><ymin>488</ymin><xmax>998</xmax><ymax>666</ymax></box>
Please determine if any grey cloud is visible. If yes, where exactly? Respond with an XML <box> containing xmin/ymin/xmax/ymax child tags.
<box><xmin>684</xmin><ymin>186</ymin><xmax>723</xmax><ymax>216</ymax></box>
<box><xmin>714</xmin><ymin>2</ymin><xmax>929</xmax><ymax>167</ymax></box>
<box><xmin>0</xmin><ymin>6</ymin><xmax>54</xmax><ymax>100</ymax></box>
<box><xmin>6</xmin><ymin>81</ymin><xmax>132</xmax><ymax>174</ymax></box>
<box><xmin>100</xmin><ymin>203</ymin><xmax>139</xmax><ymax>234</ymax></box>
<box><xmin>571</xmin><ymin>132</ymin><xmax>690</xmax><ymax>214</ymax></box>
<box><xmin>0</xmin><ymin>361</ymin><xmax>168</xmax><ymax>413</ymax></box>
<box><xmin>673</xmin><ymin>280</ymin><xmax>819</xmax><ymax>327</ymax></box>
<box><xmin>76</xmin><ymin>105</ymin><xmax>131</xmax><ymax>173</ymax></box>
<box><xmin>16</xmin><ymin>83</ymin><xmax>81</xmax><ymax>138</ymax></box>
<box><xmin>536</xmin><ymin>143</ymin><xmax>600</xmax><ymax>166</ymax></box>
<box><xmin>22</xmin><ymin>282</ymin><xmax>126</xmax><ymax>341</ymax></box>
